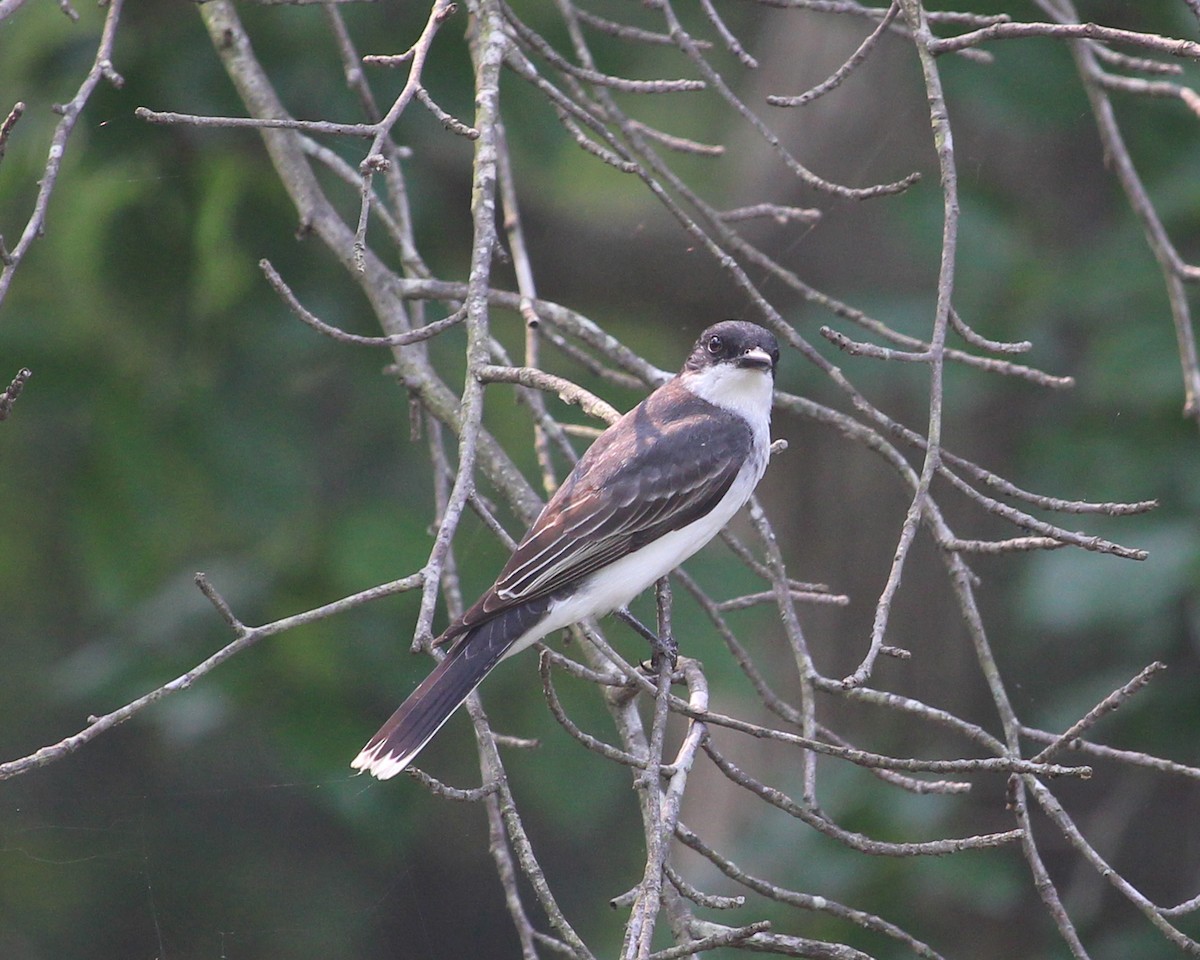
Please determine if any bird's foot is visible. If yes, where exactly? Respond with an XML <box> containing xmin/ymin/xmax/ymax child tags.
<box><xmin>648</xmin><ymin>631</ymin><xmax>678</xmax><ymax>673</ymax></box>
<box><xmin>617</xmin><ymin>608</ymin><xmax>679</xmax><ymax>673</ymax></box>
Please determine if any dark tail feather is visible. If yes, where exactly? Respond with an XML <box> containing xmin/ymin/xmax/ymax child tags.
<box><xmin>351</xmin><ymin>598</ymin><xmax>551</xmax><ymax>780</ymax></box>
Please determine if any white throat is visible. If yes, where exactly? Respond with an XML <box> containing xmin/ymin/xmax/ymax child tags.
<box><xmin>681</xmin><ymin>363</ymin><xmax>774</xmax><ymax>435</ymax></box>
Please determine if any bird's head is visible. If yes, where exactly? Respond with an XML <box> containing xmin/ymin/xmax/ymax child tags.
<box><xmin>683</xmin><ymin>320</ymin><xmax>780</xmax><ymax>376</ymax></box>
<box><xmin>680</xmin><ymin>320</ymin><xmax>779</xmax><ymax>421</ymax></box>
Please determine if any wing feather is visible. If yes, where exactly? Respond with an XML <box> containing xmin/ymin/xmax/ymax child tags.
<box><xmin>447</xmin><ymin>381</ymin><xmax>752</xmax><ymax>638</ymax></box>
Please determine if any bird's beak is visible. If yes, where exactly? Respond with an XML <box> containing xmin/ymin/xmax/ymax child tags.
<box><xmin>736</xmin><ymin>347</ymin><xmax>774</xmax><ymax>371</ymax></box>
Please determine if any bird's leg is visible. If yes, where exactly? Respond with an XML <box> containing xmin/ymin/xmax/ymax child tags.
<box><xmin>651</xmin><ymin>632</ymin><xmax>679</xmax><ymax>671</ymax></box>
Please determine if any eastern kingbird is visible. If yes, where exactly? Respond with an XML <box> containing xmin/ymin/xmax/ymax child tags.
<box><xmin>352</xmin><ymin>320</ymin><xmax>780</xmax><ymax>779</ymax></box>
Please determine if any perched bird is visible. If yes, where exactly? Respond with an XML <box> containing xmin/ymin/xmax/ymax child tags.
<box><xmin>352</xmin><ymin>320</ymin><xmax>780</xmax><ymax>779</ymax></box>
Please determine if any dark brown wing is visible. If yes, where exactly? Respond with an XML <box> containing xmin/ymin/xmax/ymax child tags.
<box><xmin>444</xmin><ymin>380</ymin><xmax>752</xmax><ymax>640</ymax></box>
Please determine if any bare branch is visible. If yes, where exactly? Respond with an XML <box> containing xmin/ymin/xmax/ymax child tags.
<box><xmin>767</xmin><ymin>1</ymin><xmax>898</xmax><ymax>107</ymax></box>
<box><xmin>1037</xmin><ymin>0</ymin><xmax>1200</xmax><ymax>423</ymax></box>
<box><xmin>477</xmin><ymin>364</ymin><xmax>621</xmax><ymax>423</ymax></box>
<box><xmin>927</xmin><ymin>20</ymin><xmax>1200</xmax><ymax>60</ymax></box>
<box><xmin>1031</xmin><ymin>661</ymin><xmax>1167</xmax><ymax>763</ymax></box>
<box><xmin>676</xmin><ymin>824</ymin><xmax>948</xmax><ymax>960</ymax></box>
<box><xmin>0</xmin><ymin>101</ymin><xmax>24</xmax><ymax>164</ymax></box>
<box><xmin>0</xmin><ymin>571</ymin><xmax>423</xmax><ymax>781</ymax></box>
<box><xmin>0</xmin><ymin>367</ymin><xmax>31</xmax><ymax>421</ymax></box>
<box><xmin>0</xmin><ymin>0</ymin><xmax>126</xmax><ymax>308</ymax></box>
<box><xmin>260</xmin><ymin>258</ymin><xmax>465</xmax><ymax>346</ymax></box>
<box><xmin>135</xmin><ymin>106</ymin><xmax>380</xmax><ymax>137</ymax></box>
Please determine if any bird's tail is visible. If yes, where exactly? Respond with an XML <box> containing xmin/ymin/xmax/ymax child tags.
<box><xmin>351</xmin><ymin>598</ymin><xmax>550</xmax><ymax>780</ymax></box>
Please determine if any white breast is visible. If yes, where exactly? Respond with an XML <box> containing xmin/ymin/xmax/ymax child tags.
<box><xmin>681</xmin><ymin>362</ymin><xmax>774</xmax><ymax>441</ymax></box>
<box><xmin>500</xmin><ymin>361</ymin><xmax>774</xmax><ymax>660</ymax></box>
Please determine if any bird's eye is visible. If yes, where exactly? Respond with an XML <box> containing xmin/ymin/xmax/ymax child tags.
<box><xmin>706</xmin><ymin>335</ymin><xmax>723</xmax><ymax>355</ymax></box>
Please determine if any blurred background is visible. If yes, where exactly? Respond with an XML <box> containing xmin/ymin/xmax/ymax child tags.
<box><xmin>1</xmin><ymin>1</ymin><xmax>1198</xmax><ymax>958</ymax></box>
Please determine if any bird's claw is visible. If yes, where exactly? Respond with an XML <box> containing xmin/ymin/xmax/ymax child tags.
<box><xmin>638</xmin><ymin>631</ymin><xmax>678</xmax><ymax>675</ymax></box>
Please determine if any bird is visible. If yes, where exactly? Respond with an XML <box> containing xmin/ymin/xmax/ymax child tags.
<box><xmin>352</xmin><ymin>320</ymin><xmax>780</xmax><ymax>779</ymax></box>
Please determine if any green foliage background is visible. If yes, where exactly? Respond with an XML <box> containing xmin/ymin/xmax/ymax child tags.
<box><xmin>1</xmin><ymin>2</ymin><xmax>1197</xmax><ymax>958</ymax></box>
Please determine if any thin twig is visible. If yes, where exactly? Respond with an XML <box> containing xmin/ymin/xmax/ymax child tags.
<box><xmin>261</xmin><ymin>258</ymin><xmax>465</xmax><ymax>346</ymax></box>
<box><xmin>477</xmin><ymin>364</ymin><xmax>621</xmax><ymax>423</ymax></box>
<box><xmin>0</xmin><ymin>367</ymin><xmax>31</xmax><ymax>420</ymax></box>
<box><xmin>928</xmin><ymin>20</ymin><xmax>1200</xmax><ymax>60</ymax></box>
<box><xmin>0</xmin><ymin>571</ymin><xmax>423</xmax><ymax>780</ymax></box>
<box><xmin>136</xmin><ymin>107</ymin><xmax>380</xmax><ymax>137</ymax></box>
<box><xmin>0</xmin><ymin>101</ymin><xmax>25</xmax><ymax>164</ymax></box>
<box><xmin>843</xmin><ymin>0</ymin><xmax>956</xmax><ymax>687</ymax></box>
<box><xmin>0</xmin><ymin>0</ymin><xmax>126</xmax><ymax>307</ymax></box>
<box><xmin>1031</xmin><ymin>662</ymin><xmax>1167</xmax><ymax>763</ymax></box>
<box><xmin>767</xmin><ymin>1</ymin><xmax>898</xmax><ymax>107</ymax></box>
